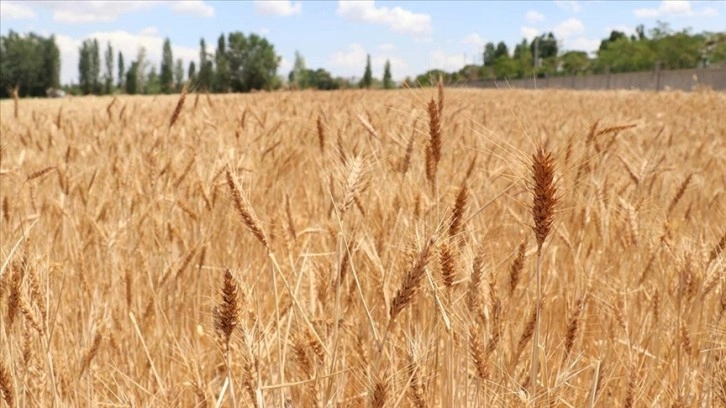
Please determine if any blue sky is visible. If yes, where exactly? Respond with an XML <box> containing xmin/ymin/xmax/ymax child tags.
<box><xmin>1</xmin><ymin>1</ymin><xmax>724</xmax><ymax>85</ymax></box>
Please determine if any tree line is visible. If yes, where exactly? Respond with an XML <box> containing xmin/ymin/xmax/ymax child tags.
<box><xmin>411</xmin><ymin>22</ymin><xmax>725</xmax><ymax>86</ymax></box>
<box><xmin>1</xmin><ymin>21</ymin><xmax>724</xmax><ymax>98</ymax></box>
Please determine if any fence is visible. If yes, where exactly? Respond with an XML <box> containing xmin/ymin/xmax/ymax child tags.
<box><xmin>454</xmin><ymin>67</ymin><xmax>726</xmax><ymax>91</ymax></box>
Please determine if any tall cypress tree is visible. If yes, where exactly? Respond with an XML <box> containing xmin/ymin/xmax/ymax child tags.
<box><xmin>117</xmin><ymin>51</ymin><xmax>125</xmax><ymax>89</ymax></box>
<box><xmin>198</xmin><ymin>38</ymin><xmax>212</xmax><ymax>91</ymax></box>
<box><xmin>360</xmin><ymin>54</ymin><xmax>372</xmax><ymax>88</ymax></box>
<box><xmin>104</xmin><ymin>42</ymin><xmax>114</xmax><ymax>94</ymax></box>
<box><xmin>383</xmin><ymin>59</ymin><xmax>393</xmax><ymax>89</ymax></box>
<box><xmin>160</xmin><ymin>38</ymin><xmax>174</xmax><ymax>93</ymax></box>
<box><xmin>78</xmin><ymin>40</ymin><xmax>92</xmax><ymax>94</ymax></box>
<box><xmin>91</xmin><ymin>39</ymin><xmax>101</xmax><ymax>94</ymax></box>
<box><xmin>214</xmin><ymin>34</ymin><xmax>229</xmax><ymax>92</ymax></box>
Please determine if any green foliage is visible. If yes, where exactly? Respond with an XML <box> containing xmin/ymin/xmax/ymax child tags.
<box><xmin>125</xmin><ymin>61</ymin><xmax>138</xmax><ymax>94</ymax></box>
<box><xmin>561</xmin><ymin>51</ymin><xmax>590</xmax><ymax>74</ymax></box>
<box><xmin>145</xmin><ymin>66</ymin><xmax>161</xmax><ymax>94</ymax></box>
<box><xmin>198</xmin><ymin>38</ymin><xmax>213</xmax><ymax>91</ymax></box>
<box><xmin>188</xmin><ymin>61</ymin><xmax>196</xmax><ymax>84</ymax></box>
<box><xmin>360</xmin><ymin>54</ymin><xmax>373</xmax><ymax>88</ymax></box>
<box><xmin>160</xmin><ymin>38</ymin><xmax>174</xmax><ymax>94</ymax></box>
<box><xmin>214</xmin><ymin>34</ymin><xmax>230</xmax><ymax>92</ymax></box>
<box><xmin>226</xmin><ymin>32</ymin><xmax>280</xmax><ymax>92</ymax></box>
<box><xmin>290</xmin><ymin>50</ymin><xmax>308</xmax><ymax>89</ymax></box>
<box><xmin>174</xmin><ymin>59</ymin><xmax>185</xmax><ymax>91</ymax></box>
<box><xmin>117</xmin><ymin>51</ymin><xmax>125</xmax><ymax>89</ymax></box>
<box><xmin>104</xmin><ymin>42</ymin><xmax>114</xmax><ymax>94</ymax></box>
<box><xmin>0</xmin><ymin>31</ymin><xmax>61</xmax><ymax>97</ymax></box>
<box><xmin>383</xmin><ymin>59</ymin><xmax>394</xmax><ymax>89</ymax></box>
<box><xmin>494</xmin><ymin>42</ymin><xmax>509</xmax><ymax>59</ymax></box>
<box><xmin>484</xmin><ymin>42</ymin><xmax>496</xmax><ymax>66</ymax></box>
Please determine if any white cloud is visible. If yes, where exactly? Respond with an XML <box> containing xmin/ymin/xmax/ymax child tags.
<box><xmin>521</xmin><ymin>26</ymin><xmax>541</xmax><ymax>42</ymax></box>
<box><xmin>40</xmin><ymin>1</ymin><xmax>159</xmax><ymax>23</ymax></box>
<box><xmin>34</xmin><ymin>1</ymin><xmax>214</xmax><ymax>23</ymax></box>
<box><xmin>564</xmin><ymin>37</ymin><xmax>600</xmax><ymax>54</ymax></box>
<box><xmin>553</xmin><ymin>17</ymin><xmax>585</xmax><ymax>38</ymax></box>
<box><xmin>0</xmin><ymin>1</ymin><xmax>37</xmax><ymax>20</ymax></box>
<box><xmin>525</xmin><ymin>10</ymin><xmax>545</xmax><ymax>22</ymax></box>
<box><xmin>462</xmin><ymin>33</ymin><xmax>486</xmax><ymax>48</ymax></box>
<box><xmin>429</xmin><ymin>50</ymin><xmax>466</xmax><ymax>72</ymax></box>
<box><xmin>55</xmin><ymin>28</ymin><xmax>200</xmax><ymax>85</ymax></box>
<box><xmin>633</xmin><ymin>0</ymin><xmax>717</xmax><ymax>18</ymax></box>
<box><xmin>328</xmin><ymin>43</ymin><xmax>409</xmax><ymax>80</ymax></box>
<box><xmin>330</xmin><ymin>43</ymin><xmax>367</xmax><ymax>69</ymax></box>
<box><xmin>378</xmin><ymin>43</ymin><xmax>396</xmax><ymax>51</ymax></box>
<box><xmin>171</xmin><ymin>1</ymin><xmax>214</xmax><ymax>17</ymax></box>
<box><xmin>336</xmin><ymin>0</ymin><xmax>432</xmax><ymax>37</ymax></box>
<box><xmin>555</xmin><ymin>0</ymin><xmax>581</xmax><ymax>13</ymax></box>
<box><xmin>139</xmin><ymin>27</ymin><xmax>160</xmax><ymax>36</ymax></box>
<box><xmin>253</xmin><ymin>0</ymin><xmax>302</xmax><ymax>16</ymax></box>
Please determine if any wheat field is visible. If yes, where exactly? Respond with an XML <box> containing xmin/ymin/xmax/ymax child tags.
<box><xmin>1</xmin><ymin>86</ymin><xmax>725</xmax><ymax>408</ymax></box>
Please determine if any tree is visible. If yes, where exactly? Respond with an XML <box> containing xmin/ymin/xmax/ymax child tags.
<box><xmin>360</xmin><ymin>53</ymin><xmax>372</xmax><ymax>88</ymax></box>
<box><xmin>125</xmin><ymin>61</ymin><xmax>138</xmax><ymax>94</ymax></box>
<box><xmin>513</xmin><ymin>39</ymin><xmax>534</xmax><ymax>78</ymax></box>
<box><xmin>561</xmin><ymin>51</ymin><xmax>590</xmax><ymax>74</ymax></box>
<box><xmin>599</xmin><ymin>30</ymin><xmax>627</xmax><ymax>52</ymax></box>
<box><xmin>290</xmin><ymin>50</ymin><xmax>308</xmax><ymax>89</ymax></box>
<box><xmin>382</xmin><ymin>59</ymin><xmax>393</xmax><ymax>89</ymax></box>
<box><xmin>188</xmin><ymin>61</ymin><xmax>197</xmax><ymax>84</ymax></box>
<box><xmin>135</xmin><ymin>46</ymin><xmax>149</xmax><ymax>91</ymax></box>
<box><xmin>198</xmin><ymin>38</ymin><xmax>213</xmax><ymax>91</ymax></box>
<box><xmin>227</xmin><ymin>32</ymin><xmax>280</xmax><ymax>92</ymax></box>
<box><xmin>104</xmin><ymin>42</ymin><xmax>114</xmax><ymax>94</ymax></box>
<box><xmin>0</xmin><ymin>31</ymin><xmax>60</xmax><ymax>97</ymax></box>
<box><xmin>160</xmin><ymin>38</ymin><xmax>174</xmax><ymax>93</ymax></box>
<box><xmin>484</xmin><ymin>42</ymin><xmax>496</xmax><ymax>66</ymax></box>
<box><xmin>78</xmin><ymin>39</ymin><xmax>93</xmax><ymax>94</ymax></box>
<box><xmin>214</xmin><ymin>34</ymin><xmax>229</xmax><ymax>92</ymax></box>
<box><xmin>117</xmin><ymin>51</ymin><xmax>125</xmax><ymax>89</ymax></box>
<box><xmin>174</xmin><ymin>58</ymin><xmax>185</xmax><ymax>91</ymax></box>
<box><xmin>494</xmin><ymin>42</ymin><xmax>509</xmax><ymax>59</ymax></box>
<box><xmin>145</xmin><ymin>66</ymin><xmax>161</xmax><ymax>94</ymax></box>
<box><xmin>530</xmin><ymin>33</ymin><xmax>558</xmax><ymax>61</ymax></box>
<box><xmin>90</xmin><ymin>39</ymin><xmax>101</xmax><ymax>93</ymax></box>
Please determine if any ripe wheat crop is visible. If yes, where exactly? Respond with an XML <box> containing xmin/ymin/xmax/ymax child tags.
<box><xmin>1</xmin><ymin>86</ymin><xmax>725</xmax><ymax>407</ymax></box>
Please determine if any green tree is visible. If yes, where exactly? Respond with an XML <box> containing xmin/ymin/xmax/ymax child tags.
<box><xmin>360</xmin><ymin>53</ymin><xmax>372</xmax><ymax>88</ymax></box>
<box><xmin>198</xmin><ymin>38</ymin><xmax>213</xmax><ymax>91</ymax></box>
<box><xmin>382</xmin><ymin>59</ymin><xmax>393</xmax><ymax>89</ymax></box>
<box><xmin>135</xmin><ymin>46</ymin><xmax>149</xmax><ymax>91</ymax></box>
<box><xmin>90</xmin><ymin>39</ymin><xmax>101</xmax><ymax>93</ymax></box>
<box><xmin>78</xmin><ymin>39</ymin><xmax>93</xmax><ymax>94</ymax></box>
<box><xmin>160</xmin><ymin>38</ymin><xmax>174</xmax><ymax>93</ymax></box>
<box><xmin>561</xmin><ymin>51</ymin><xmax>590</xmax><ymax>74</ymax></box>
<box><xmin>289</xmin><ymin>50</ymin><xmax>308</xmax><ymax>89</ymax></box>
<box><xmin>227</xmin><ymin>32</ymin><xmax>280</xmax><ymax>92</ymax></box>
<box><xmin>117</xmin><ymin>51</ymin><xmax>125</xmax><ymax>89</ymax></box>
<box><xmin>104</xmin><ymin>42</ymin><xmax>114</xmax><ymax>94</ymax></box>
<box><xmin>484</xmin><ymin>42</ymin><xmax>496</xmax><ymax>66</ymax></box>
<box><xmin>145</xmin><ymin>66</ymin><xmax>161</xmax><ymax>94</ymax></box>
<box><xmin>214</xmin><ymin>34</ymin><xmax>230</xmax><ymax>92</ymax></box>
<box><xmin>494</xmin><ymin>41</ymin><xmax>509</xmax><ymax>59</ymax></box>
<box><xmin>599</xmin><ymin>30</ymin><xmax>627</xmax><ymax>52</ymax></box>
<box><xmin>0</xmin><ymin>31</ymin><xmax>60</xmax><ymax>97</ymax></box>
<box><xmin>188</xmin><ymin>61</ymin><xmax>197</xmax><ymax>85</ymax></box>
<box><xmin>125</xmin><ymin>61</ymin><xmax>138</xmax><ymax>94</ymax></box>
<box><xmin>174</xmin><ymin>58</ymin><xmax>185</xmax><ymax>91</ymax></box>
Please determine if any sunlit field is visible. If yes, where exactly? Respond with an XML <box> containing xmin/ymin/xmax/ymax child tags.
<box><xmin>1</xmin><ymin>87</ymin><xmax>725</xmax><ymax>407</ymax></box>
